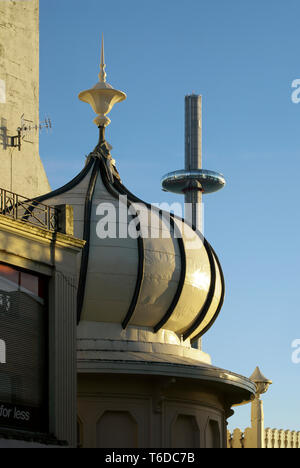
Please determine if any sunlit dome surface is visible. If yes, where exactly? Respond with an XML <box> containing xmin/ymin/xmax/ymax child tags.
<box><xmin>33</xmin><ymin>139</ymin><xmax>225</xmax><ymax>343</ymax></box>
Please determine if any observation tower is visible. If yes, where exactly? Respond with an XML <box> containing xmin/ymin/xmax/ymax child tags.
<box><xmin>161</xmin><ymin>95</ymin><xmax>226</xmax><ymax>231</ymax></box>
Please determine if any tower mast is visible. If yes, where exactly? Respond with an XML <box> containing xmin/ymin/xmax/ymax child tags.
<box><xmin>185</xmin><ymin>94</ymin><xmax>203</xmax><ymax>230</ymax></box>
<box><xmin>162</xmin><ymin>94</ymin><xmax>225</xmax><ymax>233</ymax></box>
<box><xmin>161</xmin><ymin>95</ymin><xmax>226</xmax><ymax>350</ymax></box>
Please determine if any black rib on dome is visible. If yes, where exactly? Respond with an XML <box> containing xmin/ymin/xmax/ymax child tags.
<box><xmin>182</xmin><ymin>238</ymin><xmax>217</xmax><ymax>341</ymax></box>
<box><xmin>153</xmin><ymin>216</ymin><xmax>187</xmax><ymax>333</ymax></box>
<box><xmin>98</xmin><ymin>157</ymin><xmax>145</xmax><ymax>329</ymax></box>
<box><xmin>190</xmin><ymin>244</ymin><xmax>225</xmax><ymax>343</ymax></box>
<box><xmin>76</xmin><ymin>158</ymin><xmax>100</xmax><ymax>323</ymax></box>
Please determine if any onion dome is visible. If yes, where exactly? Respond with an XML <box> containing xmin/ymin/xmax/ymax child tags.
<box><xmin>33</xmin><ymin>37</ymin><xmax>225</xmax><ymax>346</ymax></box>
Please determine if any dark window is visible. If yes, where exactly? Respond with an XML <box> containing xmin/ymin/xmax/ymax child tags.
<box><xmin>0</xmin><ymin>263</ymin><xmax>48</xmax><ymax>432</ymax></box>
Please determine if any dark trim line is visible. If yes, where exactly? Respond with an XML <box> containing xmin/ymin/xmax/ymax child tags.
<box><xmin>86</xmin><ymin>360</ymin><xmax>256</xmax><ymax>398</ymax></box>
<box><xmin>97</xmin><ymin>156</ymin><xmax>145</xmax><ymax>330</ymax></box>
<box><xmin>182</xmin><ymin>239</ymin><xmax>217</xmax><ymax>341</ymax></box>
<box><xmin>153</xmin><ymin>216</ymin><xmax>186</xmax><ymax>333</ymax></box>
<box><xmin>31</xmin><ymin>158</ymin><xmax>95</xmax><ymax>204</ymax></box>
<box><xmin>76</xmin><ymin>158</ymin><xmax>100</xmax><ymax>323</ymax></box>
<box><xmin>99</xmin><ymin>156</ymin><xmax>123</xmax><ymax>200</ymax></box>
<box><xmin>191</xmin><ymin>244</ymin><xmax>225</xmax><ymax>342</ymax></box>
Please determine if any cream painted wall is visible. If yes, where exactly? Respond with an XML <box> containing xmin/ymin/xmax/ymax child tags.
<box><xmin>0</xmin><ymin>0</ymin><xmax>50</xmax><ymax>198</ymax></box>
<box><xmin>78</xmin><ymin>374</ymin><xmax>226</xmax><ymax>448</ymax></box>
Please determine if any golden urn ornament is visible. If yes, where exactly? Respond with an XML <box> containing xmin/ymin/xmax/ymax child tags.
<box><xmin>78</xmin><ymin>35</ymin><xmax>126</xmax><ymax>127</ymax></box>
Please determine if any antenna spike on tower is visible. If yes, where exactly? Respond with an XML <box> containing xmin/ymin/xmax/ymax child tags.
<box><xmin>99</xmin><ymin>33</ymin><xmax>107</xmax><ymax>83</ymax></box>
<box><xmin>101</xmin><ymin>33</ymin><xmax>105</xmax><ymax>66</ymax></box>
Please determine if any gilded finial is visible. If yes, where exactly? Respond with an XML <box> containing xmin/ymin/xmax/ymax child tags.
<box><xmin>78</xmin><ymin>35</ymin><xmax>126</xmax><ymax>128</ymax></box>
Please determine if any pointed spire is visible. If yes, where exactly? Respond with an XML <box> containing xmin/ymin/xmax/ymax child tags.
<box><xmin>249</xmin><ymin>367</ymin><xmax>272</xmax><ymax>385</ymax></box>
<box><xmin>250</xmin><ymin>366</ymin><xmax>272</xmax><ymax>397</ymax></box>
<box><xmin>99</xmin><ymin>33</ymin><xmax>107</xmax><ymax>83</ymax></box>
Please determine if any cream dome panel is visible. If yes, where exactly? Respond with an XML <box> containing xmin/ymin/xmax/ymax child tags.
<box><xmin>163</xmin><ymin>218</ymin><xmax>212</xmax><ymax>334</ymax></box>
<box><xmin>131</xmin><ymin>210</ymin><xmax>181</xmax><ymax>327</ymax></box>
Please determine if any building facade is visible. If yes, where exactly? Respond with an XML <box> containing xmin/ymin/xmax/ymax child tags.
<box><xmin>0</xmin><ymin>199</ymin><xmax>84</xmax><ymax>447</ymax></box>
<box><xmin>0</xmin><ymin>0</ymin><xmax>50</xmax><ymax>198</ymax></box>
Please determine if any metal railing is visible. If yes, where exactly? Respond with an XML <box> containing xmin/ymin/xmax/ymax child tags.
<box><xmin>0</xmin><ymin>188</ymin><xmax>58</xmax><ymax>232</ymax></box>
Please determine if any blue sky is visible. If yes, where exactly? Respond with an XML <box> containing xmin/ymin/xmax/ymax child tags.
<box><xmin>39</xmin><ymin>0</ymin><xmax>300</xmax><ymax>431</ymax></box>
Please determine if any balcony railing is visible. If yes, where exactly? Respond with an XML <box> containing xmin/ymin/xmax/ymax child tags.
<box><xmin>0</xmin><ymin>188</ymin><xmax>58</xmax><ymax>232</ymax></box>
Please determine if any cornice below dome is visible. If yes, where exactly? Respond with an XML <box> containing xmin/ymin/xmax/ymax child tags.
<box><xmin>77</xmin><ymin>321</ymin><xmax>212</xmax><ymax>365</ymax></box>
